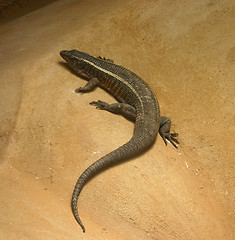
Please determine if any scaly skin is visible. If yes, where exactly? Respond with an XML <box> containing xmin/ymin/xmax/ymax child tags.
<box><xmin>60</xmin><ymin>50</ymin><xmax>179</xmax><ymax>232</ymax></box>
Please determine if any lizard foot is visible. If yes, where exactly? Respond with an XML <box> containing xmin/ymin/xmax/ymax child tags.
<box><xmin>97</xmin><ymin>56</ymin><xmax>114</xmax><ymax>63</ymax></box>
<box><xmin>75</xmin><ymin>87</ymin><xmax>86</xmax><ymax>93</ymax></box>
<box><xmin>161</xmin><ymin>132</ymin><xmax>179</xmax><ymax>148</ymax></box>
<box><xmin>89</xmin><ymin>100</ymin><xmax>109</xmax><ymax>110</ymax></box>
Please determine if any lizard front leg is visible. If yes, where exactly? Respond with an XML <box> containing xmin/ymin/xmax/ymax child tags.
<box><xmin>75</xmin><ymin>77</ymin><xmax>99</xmax><ymax>93</ymax></box>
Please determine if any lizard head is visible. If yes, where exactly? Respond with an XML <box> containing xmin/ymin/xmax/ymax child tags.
<box><xmin>60</xmin><ymin>50</ymin><xmax>84</xmax><ymax>64</ymax></box>
<box><xmin>60</xmin><ymin>49</ymin><xmax>95</xmax><ymax>75</ymax></box>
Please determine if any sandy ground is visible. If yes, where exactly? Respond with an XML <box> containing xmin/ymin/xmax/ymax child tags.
<box><xmin>0</xmin><ymin>0</ymin><xmax>234</xmax><ymax>239</ymax></box>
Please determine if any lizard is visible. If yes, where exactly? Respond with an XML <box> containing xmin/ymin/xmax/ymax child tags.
<box><xmin>60</xmin><ymin>50</ymin><xmax>179</xmax><ymax>232</ymax></box>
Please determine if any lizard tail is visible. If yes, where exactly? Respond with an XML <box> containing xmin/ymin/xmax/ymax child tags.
<box><xmin>71</xmin><ymin>134</ymin><xmax>150</xmax><ymax>232</ymax></box>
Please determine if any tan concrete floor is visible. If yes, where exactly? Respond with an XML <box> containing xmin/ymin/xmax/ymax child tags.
<box><xmin>0</xmin><ymin>0</ymin><xmax>234</xmax><ymax>239</ymax></box>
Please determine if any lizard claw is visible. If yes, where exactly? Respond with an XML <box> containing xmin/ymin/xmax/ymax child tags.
<box><xmin>161</xmin><ymin>132</ymin><xmax>179</xmax><ymax>148</ymax></box>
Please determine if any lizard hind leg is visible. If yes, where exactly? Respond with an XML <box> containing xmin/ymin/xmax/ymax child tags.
<box><xmin>89</xmin><ymin>100</ymin><xmax>136</xmax><ymax>121</ymax></box>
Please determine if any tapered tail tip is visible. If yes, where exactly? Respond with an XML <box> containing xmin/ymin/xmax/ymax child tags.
<box><xmin>81</xmin><ymin>224</ymin><xmax>86</xmax><ymax>233</ymax></box>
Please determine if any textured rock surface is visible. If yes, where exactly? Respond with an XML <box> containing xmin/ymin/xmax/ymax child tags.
<box><xmin>0</xmin><ymin>0</ymin><xmax>234</xmax><ymax>239</ymax></box>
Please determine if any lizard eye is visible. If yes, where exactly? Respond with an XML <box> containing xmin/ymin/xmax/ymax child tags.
<box><xmin>70</xmin><ymin>57</ymin><xmax>77</xmax><ymax>61</ymax></box>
